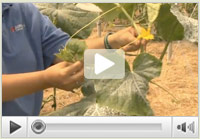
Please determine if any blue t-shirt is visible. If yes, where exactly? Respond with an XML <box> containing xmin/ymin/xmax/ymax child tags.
<box><xmin>2</xmin><ymin>3</ymin><xmax>70</xmax><ymax>116</ymax></box>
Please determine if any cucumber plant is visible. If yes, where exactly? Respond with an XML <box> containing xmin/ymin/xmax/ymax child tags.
<box><xmin>38</xmin><ymin>3</ymin><xmax>184</xmax><ymax>116</ymax></box>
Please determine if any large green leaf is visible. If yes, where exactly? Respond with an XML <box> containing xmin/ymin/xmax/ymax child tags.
<box><xmin>34</xmin><ymin>3</ymin><xmax>98</xmax><ymax>39</ymax></box>
<box><xmin>95</xmin><ymin>72</ymin><xmax>153</xmax><ymax>116</ymax></box>
<box><xmin>155</xmin><ymin>4</ymin><xmax>184</xmax><ymax>41</ymax></box>
<box><xmin>94</xmin><ymin>53</ymin><xmax>162</xmax><ymax>116</ymax></box>
<box><xmin>55</xmin><ymin>39</ymin><xmax>87</xmax><ymax>62</ymax></box>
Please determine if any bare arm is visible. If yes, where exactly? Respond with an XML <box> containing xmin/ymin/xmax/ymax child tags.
<box><xmin>2</xmin><ymin>61</ymin><xmax>83</xmax><ymax>102</ymax></box>
<box><xmin>85</xmin><ymin>27</ymin><xmax>145</xmax><ymax>51</ymax></box>
<box><xmin>2</xmin><ymin>71</ymin><xmax>48</xmax><ymax>102</ymax></box>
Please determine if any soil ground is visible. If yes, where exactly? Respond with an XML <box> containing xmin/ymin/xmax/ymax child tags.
<box><xmin>40</xmin><ymin>29</ymin><xmax>198</xmax><ymax>116</ymax></box>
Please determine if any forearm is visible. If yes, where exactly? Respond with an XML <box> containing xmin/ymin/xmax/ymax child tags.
<box><xmin>85</xmin><ymin>33</ymin><xmax>121</xmax><ymax>49</ymax></box>
<box><xmin>2</xmin><ymin>71</ymin><xmax>49</xmax><ymax>102</ymax></box>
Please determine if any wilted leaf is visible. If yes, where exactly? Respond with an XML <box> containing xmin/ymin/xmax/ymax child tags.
<box><xmin>76</xmin><ymin>3</ymin><xmax>102</xmax><ymax>12</ymax></box>
<box><xmin>155</xmin><ymin>4</ymin><xmax>184</xmax><ymax>41</ymax></box>
<box><xmin>170</xmin><ymin>5</ymin><xmax>198</xmax><ymax>43</ymax></box>
<box><xmin>55</xmin><ymin>39</ymin><xmax>87</xmax><ymax>62</ymax></box>
<box><xmin>34</xmin><ymin>3</ymin><xmax>98</xmax><ymax>39</ymax></box>
<box><xmin>147</xmin><ymin>3</ymin><xmax>161</xmax><ymax>23</ymax></box>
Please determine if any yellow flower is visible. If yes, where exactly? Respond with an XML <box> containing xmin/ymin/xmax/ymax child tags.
<box><xmin>137</xmin><ymin>27</ymin><xmax>154</xmax><ymax>40</ymax></box>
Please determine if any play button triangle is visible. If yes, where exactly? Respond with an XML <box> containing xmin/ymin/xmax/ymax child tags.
<box><xmin>10</xmin><ymin>121</ymin><xmax>21</xmax><ymax>134</ymax></box>
<box><xmin>94</xmin><ymin>53</ymin><xmax>115</xmax><ymax>75</ymax></box>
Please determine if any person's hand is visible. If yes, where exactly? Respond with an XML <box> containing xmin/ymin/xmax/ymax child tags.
<box><xmin>109</xmin><ymin>27</ymin><xmax>147</xmax><ymax>51</ymax></box>
<box><xmin>42</xmin><ymin>61</ymin><xmax>84</xmax><ymax>91</ymax></box>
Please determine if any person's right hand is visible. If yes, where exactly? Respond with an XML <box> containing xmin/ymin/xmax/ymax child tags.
<box><xmin>42</xmin><ymin>61</ymin><xmax>84</xmax><ymax>91</ymax></box>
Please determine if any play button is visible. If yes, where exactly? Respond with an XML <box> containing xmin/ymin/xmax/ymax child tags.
<box><xmin>84</xmin><ymin>49</ymin><xmax>125</xmax><ymax>79</ymax></box>
<box><xmin>95</xmin><ymin>53</ymin><xmax>115</xmax><ymax>75</ymax></box>
<box><xmin>10</xmin><ymin>121</ymin><xmax>21</xmax><ymax>134</ymax></box>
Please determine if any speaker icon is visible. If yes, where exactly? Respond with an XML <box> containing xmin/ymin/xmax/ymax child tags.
<box><xmin>177</xmin><ymin>122</ymin><xmax>195</xmax><ymax>134</ymax></box>
<box><xmin>177</xmin><ymin>122</ymin><xmax>186</xmax><ymax>132</ymax></box>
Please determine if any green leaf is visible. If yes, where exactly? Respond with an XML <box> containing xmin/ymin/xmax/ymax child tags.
<box><xmin>94</xmin><ymin>3</ymin><xmax>136</xmax><ymax>21</ymax></box>
<box><xmin>94</xmin><ymin>3</ymin><xmax>120</xmax><ymax>21</ymax></box>
<box><xmin>118</xmin><ymin>4</ymin><xmax>137</xmax><ymax>19</ymax></box>
<box><xmin>34</xmin><ymin>3</ymin><xmax>98</xmax><ymax>39</ymax></box>
<box><xmin>155</xmin><ymin>4</ymin><xmax>184</xmax><ymax>41</ymax></box>
<box><xmin>94</xmin><ymin>53</ymin><xmax>162</xmax><ymax>116</ymax></box>
<box><xmin>147</xmin><ymin>3</ymin><xmax>161</xmax><ymax>23</ymax></box>
<box><xmin>132</xmin><ymin>53</ymin><xmax>162</xmax><ymax>81</ymax></box>
<box><xmin>95</xmin><ymin>72</ymin><xmax>153</xmax><ymax>116</ymax></box>
<box><xmin>55</xmin><ymin>39</ymin><xmax>87</xmax><ymax>62</ymax></box>
<box><xmin>49</xmin><ymin>93</ymin><xmax>96</xmax><ymax>116</ymax></box>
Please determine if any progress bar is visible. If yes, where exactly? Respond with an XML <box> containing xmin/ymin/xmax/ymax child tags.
<box><xmin>27</xmin><ymin>117</ymin><xmax>171</xmax><ymax>137</ymax></box>
<box><xmin>46</xmin><ymin>123</ymin><xmax>162</xmax><ymax>131</ymax></box>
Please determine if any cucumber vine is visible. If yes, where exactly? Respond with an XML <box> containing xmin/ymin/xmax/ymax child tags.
<box><xmin>38</xmin><ymin>3</ymin><xmax>184</xmax><ymax>115</ymax></box>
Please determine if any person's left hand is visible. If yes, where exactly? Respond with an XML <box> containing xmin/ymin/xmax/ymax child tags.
<box><xmin>109</xmin><ymin>27</ymin><xmax>147</xmax><ymax>51</ymax></box>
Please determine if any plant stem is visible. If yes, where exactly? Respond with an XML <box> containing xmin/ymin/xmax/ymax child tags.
<box><xmin>122</xmin><ymin>38</ymin><xmax>138</xmax><ymax>48</ymax></box>
<box><xmin>115</xmin><ymin>3</ymin><xmax>139</xmax><ymax>34</ymax></box>
<box><xmin>119</xmin><ymin>39</ymin><xmax>138</xmax><ymax>51</ymax></box>
<box><xmin>150</xmin><ymin>81</ymin><xmax>179</xmax><ymax>103</ymax></box>
<box><xmin>140</xmin><ymin>45</ymin><xmax>144</xmax><ymax>53</ymax></box>
<box><xmin>190</xmin><ymin>3</ymin><xmax>197</xmax><ymax>18</ymax></box>
<box><xmin>69</xmin><ymin>6</ymin><xmax>119</xmax><ymax>40</ymax></box>
<box><xmin>159</xmin><ymin>21</ymin><xmax>178</xmax><ymax>60</ymax></box>
<box><xmin>159</xmin><ymin>40</ymin><xmax>171</xmax><ymax>60</ymax></box>
<box><xmin>131</xmin><ymin>5</ymin><xmax>135</xmax><ymax>20</ymax></box>
<box><xmin>53</xmin><ymin>87</ymin><xmax>57</xmax><ymax>111</ymax></box>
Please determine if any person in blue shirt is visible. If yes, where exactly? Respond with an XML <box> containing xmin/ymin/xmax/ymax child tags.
<box><xmin>2</xmin><ymin>3</ymin><xmax>146</xmax><ymax>116</ymax></box>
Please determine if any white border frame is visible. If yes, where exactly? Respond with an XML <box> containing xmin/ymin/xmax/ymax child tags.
<box><xmin>0</xmin><ymin>1</ymin><xmax>199</xmax><ymax>139</ymax></box>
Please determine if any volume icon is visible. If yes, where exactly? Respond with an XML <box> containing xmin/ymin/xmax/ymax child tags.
<box><xmin>177</xmin><ymin>121</ymin><xmax>195</xmax><ymax>134</ymax></box>
<box><xmin>177</xmin><ymin>122</ymin><xmax>186</xmax><ymax>132</ymax></box>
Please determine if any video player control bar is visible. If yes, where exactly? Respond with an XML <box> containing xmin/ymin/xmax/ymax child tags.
<box><xmin>2</xmin><ymin>117</ymin><xmax>198</xmax><ymax>138</ymax></box>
